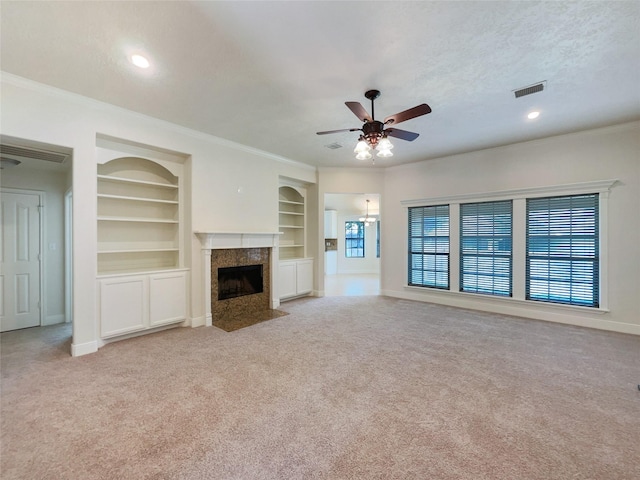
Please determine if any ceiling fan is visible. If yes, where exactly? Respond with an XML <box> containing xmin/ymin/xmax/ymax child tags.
<box><xmin>317</xmin><ymin>89</ymin><xmax>431</xmax><ymax>160</ymax></box>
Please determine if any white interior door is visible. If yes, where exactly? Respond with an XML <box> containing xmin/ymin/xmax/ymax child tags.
<box><xmin>1</xmin><ymin>191</ymin><xmax>41</xmax><ymax>332</ymax></box>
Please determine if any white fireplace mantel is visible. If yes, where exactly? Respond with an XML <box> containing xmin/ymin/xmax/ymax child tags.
<box><xmin>195</xmin><ymin>231</ymin><xmax>281</xmax><ymax>250</ymax></box>
<box><xmin>195</xmin><ymin>231</ymin><xmax>282</xmax><ymax>327</ymax></box>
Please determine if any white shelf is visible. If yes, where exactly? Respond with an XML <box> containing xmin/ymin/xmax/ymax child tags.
<box><xmin>97</xmin><ymin>174</ymin><xmax>178</xmax><ymax>189</ymax></box>
<box><xmin>97</xmin><ymin>216</ymin><xmax>179</xmax><ymax>224</ymax></box>
<box><xmin>279</xmin><ymin>211</ymin><xmax>304</xmax><ymax>215</ymax></box>
<box><xmin>279</xmin><ymin>199</ymin><xmax>304</xmax><ymax>206</ymax></box>
<box><xmin>98</xmin><ymin>248</ymin><xmax>179</xmax><ymax>254</ymax></box>
<box><xmin>279</xmin><ymin>225</ymin><xmax>304</xmax><ymax>229</ymax></box>
<box><xmin>97</xmin><ymin>193</ymin><xmax>178</xmax><ymax>205</ymax></box>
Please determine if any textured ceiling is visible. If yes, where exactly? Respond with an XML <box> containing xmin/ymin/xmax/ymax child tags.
<box><xmin>1</xmin><ymin>1</ymin><xmax>639</xmax><ymax>168</ymax></box>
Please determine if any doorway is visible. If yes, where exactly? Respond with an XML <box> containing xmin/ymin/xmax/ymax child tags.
<box><xmin>0</xmin><ymin>136</ymin><xmax>73</xmax><ymax>337</ymax></box>
<box><xmin>323</xmin><ymin>193</ymin><xmax>381</xmax><ymax>296</ymax></box>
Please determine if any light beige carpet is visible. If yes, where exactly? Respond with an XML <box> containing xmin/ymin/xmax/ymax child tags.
<box><xmin>2</xmin><ymin>296</ymin><xmax>639</xmax><ymax>479</ymax></box>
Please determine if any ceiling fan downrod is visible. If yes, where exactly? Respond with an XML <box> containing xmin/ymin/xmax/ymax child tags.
<box><xmin>364</xmin><ymin>89</ymin><xmax>380</xmax><ymax>122</ymax></box>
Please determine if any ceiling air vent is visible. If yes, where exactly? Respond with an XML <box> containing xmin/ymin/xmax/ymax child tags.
<box><xmin>514</xmin><ymin>81</ymin><xmax>546</xmax><ymax>99</ymax></box>
<box><xmin>0</xmin><ymin>143</ymin><xmax>70</xmax><ymax>164</ymax></box>
<box><xmin>325</xmin><ymin>142</ymin><xmax>343</xmax><ymax>150</ymax></box>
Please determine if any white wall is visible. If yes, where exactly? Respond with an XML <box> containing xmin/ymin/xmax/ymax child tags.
<box><xmin>1</xmin><ymin>74</ymin><xmax>316</xmax><ymax>355</ymax></box>
<box><xmin>383</xmin><ymin>122</ymin><xmax>640</xmax><ymax>334</ymax></box>
<box><xmin>1</xmin><ymin>167</ymin><xmax>68</xmax><ymax>324</ymax></box>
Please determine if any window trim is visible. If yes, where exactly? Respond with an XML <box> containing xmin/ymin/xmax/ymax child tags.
<box><xmin>401</xmin><ymin>180</ymin><xmax>616</xmax><ymax>312</ymax></box>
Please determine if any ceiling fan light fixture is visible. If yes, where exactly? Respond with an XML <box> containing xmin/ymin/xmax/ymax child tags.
<box><xmin>354</xmin><ymin>139</ymin><xmax>371</xmax><ymax>154</ymax></box>
<box><xmin>317</xmin><ymin>90</ymin><xmax>431</xmax><ymax>164</ymax></box>
<box><xmin>376</xmin><ymin>136</ymin><xmax>393</xmax><ymax>151</ymax></box>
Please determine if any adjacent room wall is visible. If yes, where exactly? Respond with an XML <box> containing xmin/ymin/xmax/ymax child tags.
<box><xmin>382</xmin><ymin>122</ymin><xmax>640</xmax><ymax>334</ymax></box>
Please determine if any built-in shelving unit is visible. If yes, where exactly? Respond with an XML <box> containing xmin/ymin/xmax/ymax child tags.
<box><xmin>278</xmin><ymin>186</ymin><xmax>306</xmax><ymax>260</ymax></box>
<box><xmin>97</xmin><ymin>158</ymin><xmax>181</xmax><ymax>275</ymax></box>
<box><xmin>278</xmin><ymin>183</ymin><xmax>313</xmax><ymax>300</ymax></box>
<box><xmin>95</xmin><ymin>140</ymin><xmax>188</xmax><ymax>340</ymax></box>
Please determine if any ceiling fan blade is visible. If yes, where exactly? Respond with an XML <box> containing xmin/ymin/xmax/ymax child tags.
<box><xmin>316</xmin><ymin>128</ymin><xmax>361</xmax><ymax>135</ymax></box>
<box><xmin>383</xmin><ymin>103</ymin><xmax>432</xmax><ymax>125</ymax></box>
<box><xmin>345</xmin><ymin>102</ymin><xmax>373</xmax><ymax>122</ymax></box>
<box><xmin>385</xmin><ymin>128</ymin><xmax>420</xmax><ymax>142</ymax></box>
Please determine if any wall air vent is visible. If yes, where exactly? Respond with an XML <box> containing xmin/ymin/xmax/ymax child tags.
<box><xmin>0</xmin><ymin>143</ymin><xmax>70</xmax><ymax>164</ymax></box>
<box><xmin>325</xmin><ymin>142</ymin><xmax>343</xmax><ymax>150</ymax></box>
<box><xmin>514</xmin><ymin>81</ymin><xmax>546</xmax><ymax>99</ymax></box>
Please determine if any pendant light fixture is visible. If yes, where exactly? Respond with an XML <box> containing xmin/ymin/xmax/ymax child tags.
<box><xmin>359</xmin><ymin>199</ymin><xmax>376</xmax><ymax>226</ymax></box>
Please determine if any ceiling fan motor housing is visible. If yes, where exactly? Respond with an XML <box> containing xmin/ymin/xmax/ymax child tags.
<box><xmin>362</xmin><ymin>120</ymin><xmax>385</xmax><ymax>146</ymax></box>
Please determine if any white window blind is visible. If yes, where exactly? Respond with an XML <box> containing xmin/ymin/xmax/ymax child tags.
<box><xmin>460</xmin><ymin>200</ymin><xmax>512</xmax><ymax>296</ymax></box>
<box><xmin>526</xmin><ymin>194</ymin><xmax>599</xmax><ymax>307</ymax></box>
<box><xmin>408</xmin><ymin>205</ymin><xmax>449</xmax><ymax>289</ymax></box>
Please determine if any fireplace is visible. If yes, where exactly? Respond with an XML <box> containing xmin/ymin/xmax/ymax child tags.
<box><xmin>210</xmin><ymin>247</ymin><xmax>271</xmax><ymax>323</ymax></box>
<box><xmin>218</xmin><ymin>264</ymin><xmax>263</xmax><ymax>300</ymax></box>
<box><xmin>195</xmin><ymin>231</ymin><xmax>281</xmax><ymax>327</ymax></box>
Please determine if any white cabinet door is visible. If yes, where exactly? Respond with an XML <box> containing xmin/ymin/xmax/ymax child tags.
<box><xmin>149</xmin><ymin>271</ymin><xmax>186</xmax><ymax>327</ymax></box>
<box><xmin>279</xmin><ymin>262</ymin><xmax>297</xmax><ymax>299</ymax></box>
<box><xmin>324</xmin><ymin>210</ymin><xmax>338</xmax><ymax>238</ymax></box>
<box><xmin>296</xmin><ymin>259</ymin><xmax>313</xmax><ymax>294</ymax></box>
<box><xmin>100</xmin><ymin>276</ymin><xmax>148</xmax><ymax>337</ymax></box>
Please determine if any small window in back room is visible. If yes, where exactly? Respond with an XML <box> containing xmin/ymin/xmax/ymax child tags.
<box><xmin>345</xmin><ymin>221</ymin><xmax>365</xmax><ymax>258</ymax></box>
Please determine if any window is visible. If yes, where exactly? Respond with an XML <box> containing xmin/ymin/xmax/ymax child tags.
<box><xmin>345</xmin><ymin>221</ymin><xmax>365</xmax><ymax>258</ymax></box>
<box><xmin>460</xmin><ymin>201</ymin><xmax>512</xmax><ymax>296</ymax></box>
<box><xmin>526</xmin><ymin>194</ymin><xmax>599</xmax><ymax>307</ymax></box>
<box><xmin>408</xmin><ymin>205</ymin><xmax>449</xmax><ymax>289</ymax></box>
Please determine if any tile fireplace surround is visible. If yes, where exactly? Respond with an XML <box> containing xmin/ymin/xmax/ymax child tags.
<box><xmin>195</xmin><ymin>232</ymin><xmax>281</xmax><ymax>327</ymax></box>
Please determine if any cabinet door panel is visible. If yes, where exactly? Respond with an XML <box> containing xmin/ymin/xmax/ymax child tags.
<box><xmin>149</xmin><ymin>272</ymin><xmax>187</xmax><ymax>326</ymax></box>
<box><xmin>296</xmin><ymin>260</ymin><xmax>313</xmax><ymax>294</ymax></box>
<box><xmin>100</xmin><ymin>277</ymin><xmax>147</xmax><ymax>337</ymax></box>
<box><xmin>279</xmin><ymin>262</ymin><xmax>297</xmax><ymax>299</ymax></box>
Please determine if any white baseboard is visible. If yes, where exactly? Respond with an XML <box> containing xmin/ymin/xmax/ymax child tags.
<box><xmin>191</xmin><ymin>315</ymin><xmax>206</xmax><ymax>328</ymax></box>
<box><xmin>382</xmin><ymin>288</ymin><xmax>640</xmax><ymax>336</ymax></box>
<box><xmin>71</xmin><ymin>340</ymin><xmax>98</xmax><ymax>357</ymax></box>
<box><xmin>43</xmin><ymin>314</ymin><xmax>65</xmax><ymax>326</ymax></box>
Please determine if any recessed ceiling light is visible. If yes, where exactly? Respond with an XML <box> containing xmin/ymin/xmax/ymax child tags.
<box><xmin>131</xmin><ymin>54</ymin><xmax>150</xmax><ymax>69</ymax></box>
<box><xmin>527</xmin><ymin>111</ymin><xmax>540</xmax><ymax>120</ymax></box>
